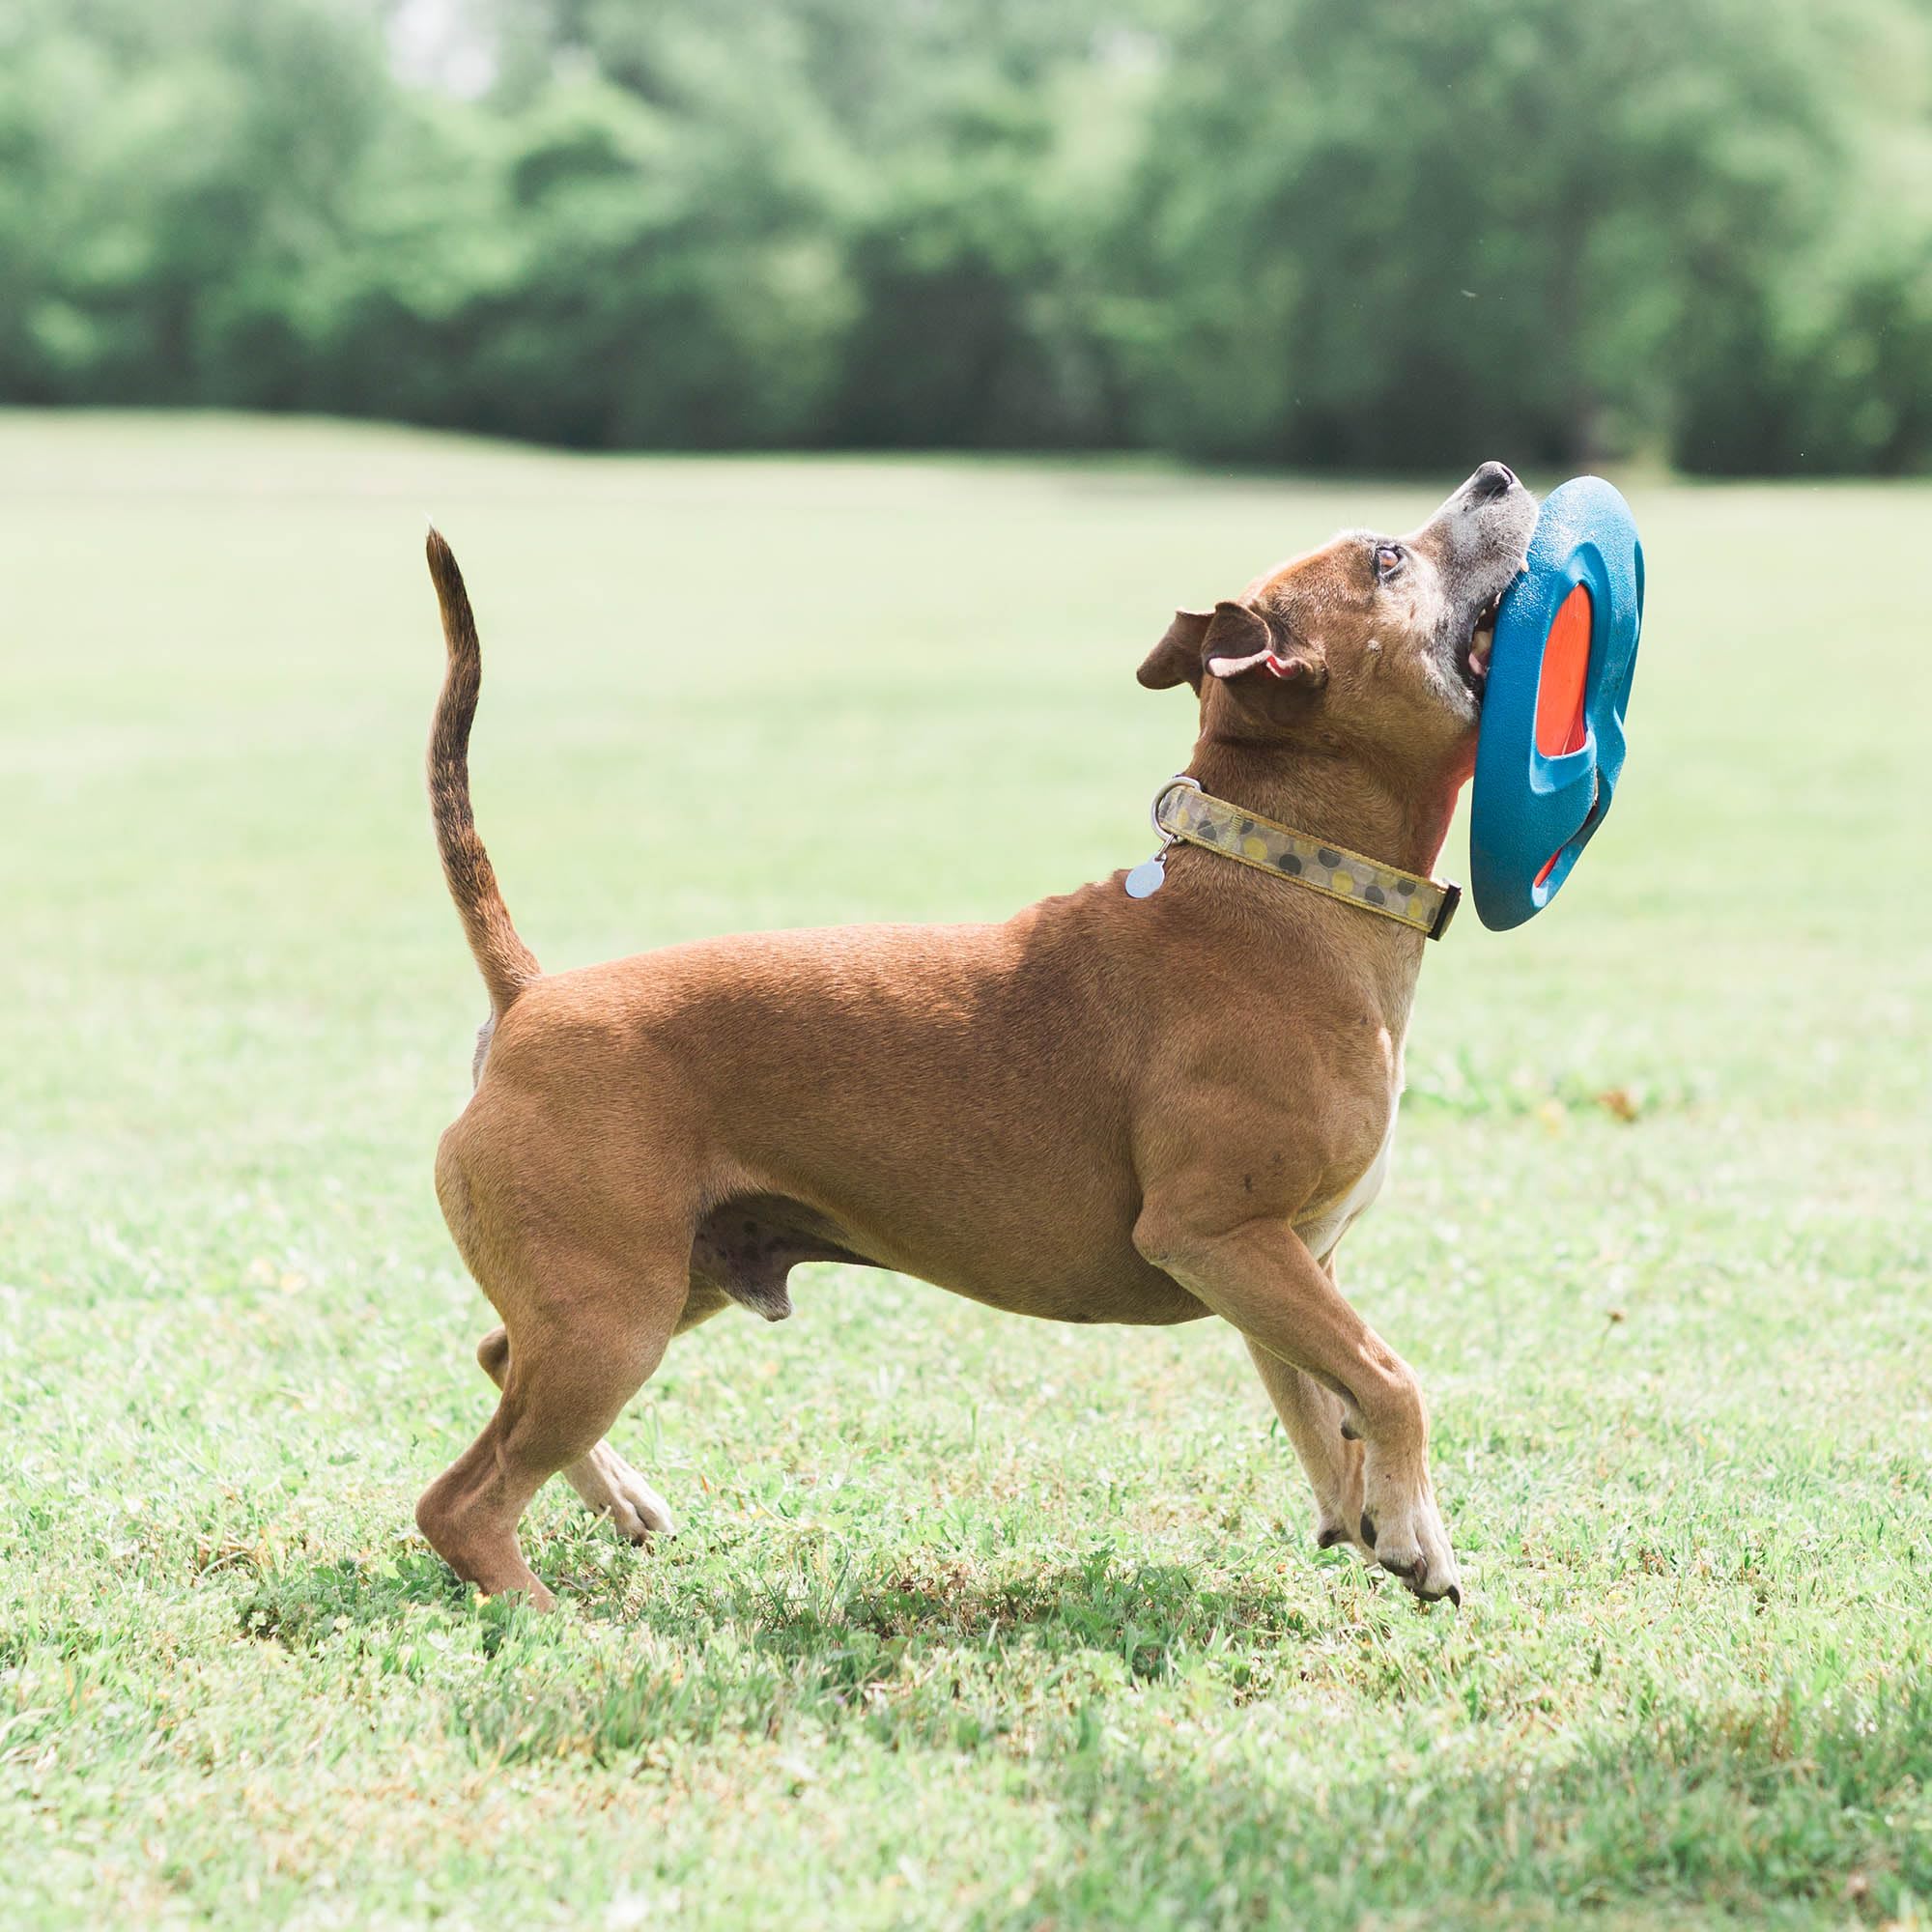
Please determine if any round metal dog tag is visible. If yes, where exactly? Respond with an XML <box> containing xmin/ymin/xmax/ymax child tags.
<box><xmin>1124</xmin><ymin>856</ymin><xmax>1167</xmax><ymax>898</ymax></box>
<box><xmin>1469</xmin><ymin>475</ymin><xmax>1644</xmax><ymax>929</ymax></box>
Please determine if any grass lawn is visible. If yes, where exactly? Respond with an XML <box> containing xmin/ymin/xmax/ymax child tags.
<box><xmin>2</xmin><ymin>412</ymin><xmax>1928</xmax><ymax>1930</ymax></box>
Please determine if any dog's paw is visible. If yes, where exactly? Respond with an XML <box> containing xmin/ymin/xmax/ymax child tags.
<box><xmin>1314</xmin><ymin>1506</ymin><xmax>1374</xmax><ymax>1556</ymax></box>
<box><xmin>1359</xmin><ymin>1451</ymin><xmax>1461</xmax><ymax>1606</ymax></box>
<box><xmin>1311</xmin><ymin>1435</ymin><xmax>1372</xmax><ymax>1556</ymax></box>
<box><xmin>566</xmin><ymin>1442</ymin><xmax>676</xmax><ymax>1543</ymax></box>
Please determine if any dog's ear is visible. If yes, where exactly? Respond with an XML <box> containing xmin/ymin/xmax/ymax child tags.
<box><xmin>1139</xmin><ymin>601</ymin><xmax>1328</xmax><ymax>694</ymax></box>
<box><xmin>1137</xmin><ymin>609</ymin><xmax>1213</xmax><ymax>692</ymax></box>
<box><xmin>1203</xmin><ymin>601</ymin><xmax>1328</xmax><ymax>689</ymax></box>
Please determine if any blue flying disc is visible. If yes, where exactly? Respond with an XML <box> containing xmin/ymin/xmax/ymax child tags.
<box><xmin>1469</xmin><ymin>476</ymin><xmax>1644</xmax><ymax>929</ymax></box>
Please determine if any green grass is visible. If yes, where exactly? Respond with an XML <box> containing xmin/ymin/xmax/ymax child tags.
<box><xmin>2</xmin><ymin>412</ymin><xmax>1928</xmax><ymax>1930</ymax></box>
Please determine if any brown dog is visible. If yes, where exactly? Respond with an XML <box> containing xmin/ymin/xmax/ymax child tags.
<box><xmin>415</xmin><ymin>464</ymin><xmax>1537</xmax><ymax>1610</ymax></box>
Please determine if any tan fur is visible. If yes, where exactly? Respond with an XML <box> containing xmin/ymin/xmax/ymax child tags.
<box><xmin>426</xmin><ymin>530</ymin><xmax>541</xmax><ymax>1017</ymax></box>
<box><xmin>414</xmin><ymin>467</ymin><xmax>1535</xmax><ymax>1609</ymax></box>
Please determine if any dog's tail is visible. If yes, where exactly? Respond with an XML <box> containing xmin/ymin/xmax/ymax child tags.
<box><xmin>425</xmin><ymin>527</ymin><xmax>540</xmax><ymax>1016</ymax></box>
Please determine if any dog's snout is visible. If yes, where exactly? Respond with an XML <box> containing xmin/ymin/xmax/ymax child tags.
<box><xmin>1468</xmin><ymin>461</ymin><xmax>1517</xmax><ymax>502</ymax></box>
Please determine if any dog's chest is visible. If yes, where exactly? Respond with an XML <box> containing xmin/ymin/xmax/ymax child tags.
<box><xmin>1293</xmin><ymin>1104</ymin><xmax>1399</xmax><ymax>1264</ymax></box>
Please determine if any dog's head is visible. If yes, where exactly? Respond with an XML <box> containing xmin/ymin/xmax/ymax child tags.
<box><xmin>1139</xmin><ymin>464</ymin><xmax>1537</xmax><ymax>771</ymax></box>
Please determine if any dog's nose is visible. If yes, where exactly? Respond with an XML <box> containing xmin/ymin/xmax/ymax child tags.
<box><xmin>1469</xmin><ymin>461</ymin><xmax>1517</xmax><ymax>501</ymax></box>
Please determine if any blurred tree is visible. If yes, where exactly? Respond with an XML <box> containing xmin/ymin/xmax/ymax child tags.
<box><xmin>1117</xmin><ymin>0</ymin><xmax>1921</xmax><ymax>470</ymax></box>
<box><xmin>0</xmin><ymin>0</ymin><xmax>392</xmax><ymax>408</ymax></box>
<box><xmin>0</xmin><ymin>0</ymin><xmax>1925</xmax><ymax>471</ymax></box>
<box><xmin>1672</xmin><ymin>0</ymin><xmax>1932</xmax><ymax>471</ymax></box>
<box><xmin>469</xmin><ymin>0</ymin><xmax>1165</xmax><ymax>446</ymax></box>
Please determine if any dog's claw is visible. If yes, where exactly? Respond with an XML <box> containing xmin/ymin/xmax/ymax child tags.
<box><xmin>1376</xmin><ymin>1550</ymin><xmax>1463</xmax><ymax>1606</ymax></box>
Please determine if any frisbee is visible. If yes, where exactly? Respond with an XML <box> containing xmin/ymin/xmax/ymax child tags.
<box><xmin>1469</xmin><ymin>475</ymin><xmax>1644</xmax><ymax>929</ymax></box>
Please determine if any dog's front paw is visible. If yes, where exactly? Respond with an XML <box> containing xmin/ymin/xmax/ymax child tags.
<box><xmin>1311</xmin><ymin>1433</ymin><xmax>1371</xmax><ymax>1555</ymax></box>
<box><xmin>566</xmin><ymin>1442</ymin><xmax>676</xmax><ymax>1542</ymax></box>
<box><xmin>1359</xmin><ymin>1449</ymin><xmax>1461</xmax><ymax>1605</ymax></box>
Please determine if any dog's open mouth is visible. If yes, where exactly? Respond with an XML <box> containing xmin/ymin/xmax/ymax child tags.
<box><xmin>1457</xmin><ymin>588</ymin><xmax>1506</xmax><ymax>702</ymax></box>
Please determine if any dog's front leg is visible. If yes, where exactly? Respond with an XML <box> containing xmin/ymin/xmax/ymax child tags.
<box><xmin>1135</xmin><ymin>1208</ymin><xmax>1460</xmax><ymax>1605</ymax></box>
<box><xmin>1242</xmin><ymin>1337</ymin><xmax>1369</xmax><ymax>1557</ymax></box>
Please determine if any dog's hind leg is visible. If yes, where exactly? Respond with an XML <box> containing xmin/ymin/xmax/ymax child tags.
<box><xmin>417</xmin><ymin>1278</ymin><xmax>677</xmax><ymax>1610</ymax></box>
<box><xmin>472</xmin><ymin>1322</ymin><xmax>672</xmax><ymax>1540</ymax></box>
<box><xmin>471</xmin><ymin>1282</ymin><xmax>729</xmax><ymax>1545</ymax></box>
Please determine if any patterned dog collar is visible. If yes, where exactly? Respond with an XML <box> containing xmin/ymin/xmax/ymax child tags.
<box><xmin>1125</xmin><ymin>776</ymin><xmax>1461</xmax><ymax>940</ymax></box>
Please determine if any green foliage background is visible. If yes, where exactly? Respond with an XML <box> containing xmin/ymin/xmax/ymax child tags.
<box><xmin>4</xmin><ymin>0</ymin><xmax>1930</xmax><ymax>471</ymax></box>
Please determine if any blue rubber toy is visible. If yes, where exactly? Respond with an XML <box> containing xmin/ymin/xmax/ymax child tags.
<box><xmin>1469</xmin><ymin>475</ymin><xmax>1644</xmax><ymax>929</ymax></box>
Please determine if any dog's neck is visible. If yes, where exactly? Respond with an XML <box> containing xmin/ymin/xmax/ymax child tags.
<box><xmin>1173</xmin><ymin>733</ymin><xmax>1467</xmax><ymax>1039</ymax></box>
<box><xmin>1184</xmin><ymin>735</ymin><xmax>1466</xmax><ymax>883</ymax></box>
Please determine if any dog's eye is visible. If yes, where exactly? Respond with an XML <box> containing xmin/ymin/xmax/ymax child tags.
<box><xmin>1375</xmin><ymin>545</ymin><xmax>1404</xmax><ymax>578</ymax></box>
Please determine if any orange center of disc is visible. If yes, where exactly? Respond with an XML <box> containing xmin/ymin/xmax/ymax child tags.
<box><xmin>1535</xmin><ymin>584</ymin><xmax>1592</xmax><ymax>758</ymax></box>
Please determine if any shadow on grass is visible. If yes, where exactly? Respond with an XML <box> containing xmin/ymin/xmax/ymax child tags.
<box><xmin>714</xmin><ymin>1546</ymin><xmax>1331</xmax><ymax>1672</ymax></box>
<box><xmin>238</xmin><ymin>1537</ymin><xmax>1343</xmax><ymax>1678</ymax></box>
<box><xmin>230</xmin><ymin>1543</ymin><xmax>1932</xmax><ymax>1919</ymax></box>
<box><xmin>238</xmin><ymin>1530</ymin><xmax>1329</xmax><ymax>1638</ymax></box>
<box><xmin>237</xmin><ymin>1548</ymin><xmax>485</xmax><ymax>1647</ymax></box>
<box><xmin>1009</xmin><ymin>1676</ymin><xmax>1932</xmax><ymax>1929</ymax></box>
<box><xmin>234</xmin><ymin>1542</ymin><xmax>1345</xmax><ymax>1761</ymax></box>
